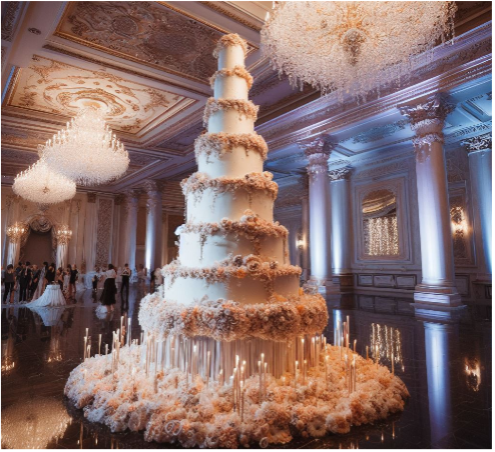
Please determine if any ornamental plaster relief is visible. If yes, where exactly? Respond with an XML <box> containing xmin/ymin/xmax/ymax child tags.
<box><xmin>5</xmin><ymin>55</ymin><xmax>194</xmax><ymax>135</ymax></box>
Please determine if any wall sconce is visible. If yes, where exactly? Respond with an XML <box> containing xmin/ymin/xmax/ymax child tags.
<box><xmin>450</xmin><ymin>206</ymin><xmax>468</xmax><ymax>237</ymax></box>
<box><xmin>296</xmin><ymin>233</ymin><xmax>305</xmax><ymax>250</ymax></box>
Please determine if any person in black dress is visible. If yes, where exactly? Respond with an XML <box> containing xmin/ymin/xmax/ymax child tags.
<box><xmin>69</xmin><ymin>264</ymin><xmax>78</xmax><ymax>299</ymax></box>
<box><xmin>3</xmin><ymin>265</ymin><xmax>16</xmax><ymax>304</ymax></box>
<box><xmin>18</xmin><ymin>262</ymin><xmax>32</xmax><ymax>303</ymax></box>
<box><xmin>45</xmin><ymin>264</ymin><xmax>56</xmax><ymax>287</ymax></box>
<box><xmin>120</xmin><ymin>263</ymin><xmax>131</xmax><ymax>296</ymax></box>
<box><xmin>101</xmin><ymin>264</ymin><xmax>117</xmax><ymax>312</ymax></box>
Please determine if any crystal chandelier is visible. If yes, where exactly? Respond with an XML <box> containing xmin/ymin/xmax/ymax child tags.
<box><xmin>39</xmin><ymin>107</ymin><xmax>129</xmax><ymax>185</ymax></box>
<box><xmin>6</xmin><ymin>222</ymin><xmax>28</xmax><ymax>240</ymax></box>
<box><xmin>13</xmin><ymin>159</ymin><xmax>76</xmax><ymax>204</ymax></box>
<box><xmin>261</xmin><ymin>2</ymin><xmax>457</xmax><ymax>99</ymax></box>
<box><xmin>54</xmin><ymin>224</ymin><xmax>73</xmax><ymax>244</ymax></box>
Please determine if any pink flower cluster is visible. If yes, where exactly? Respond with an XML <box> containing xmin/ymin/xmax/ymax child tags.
<box><xmin>65</xmin><ymin>344</ymin><xmax>409</xmax><ymax>448</ymax></box>
<box><xmin>181</xmin><ymin>171</ymin><xmax>278</xmax><ymax>200</ymax></box>
<box><xmin>139</xmin><ymin>291</ymin><xmax>327</xmax><ymax>342</ymax></box>
<box><xmin>203</xmin><ymin>98</ymin><xmax>259</xmax><ymax>126</ymax></box>
<box><xmin>212</xmin><ymin>33</ymin><xmax>248</xmax><ymax>58</ymax></box>
<box><xmin>194</xmin><ymin>132</ymin><xmax>268</xmax><ymax>161</ymax></box>
<box><xmin>209</xmin><ymin>66</ymin><xmax>254</xmax><ymax>89</ymax></box>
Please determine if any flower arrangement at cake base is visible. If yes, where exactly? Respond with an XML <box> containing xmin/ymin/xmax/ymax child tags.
<box><xmin>65</xmin><ymin>341</ymin><xmax>409</xmax><ymax>448</ymax></box>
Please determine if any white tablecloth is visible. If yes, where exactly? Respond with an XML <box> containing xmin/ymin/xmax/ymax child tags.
<box><xmin>27</xmin><ymin>284</ymin><xmax>66</xmax><ymax>308</ymax></box>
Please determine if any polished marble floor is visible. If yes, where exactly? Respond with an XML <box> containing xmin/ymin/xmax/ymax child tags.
<box><xmin>1</xmin><ymin>285</ymin><xmax>491</xmax><ymax>449</ymax></box>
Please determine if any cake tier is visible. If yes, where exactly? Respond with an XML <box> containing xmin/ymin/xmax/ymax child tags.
<box><xmin>210</xmin><ymin>66</ymin><xmax>252</xmax><ymax>100</ymax></box>
<box><xmin>195</xmin><ymin>132</ymin><xmax>266</xmax><ymax>178</ymax></box>
<box><xmin>205</xmin><ymin>98</ymin><xmax>258</xmax><ymax>134</ymax></box>
<box><xmin>162</xmin><ymin>262</ymin><xmax>301</xmax><ymax>306</ymax></box>
<box><xmin>176</xmin><ymin>211</ymin><xmax>289</xmax><ymax>265</ymax></box>
<box><xmin>178</xmin><ymin>230</ymin><xmax>287</xmax><ymax>266</ymax></box>
<box><xmin>213</xmin><ymin>34</ymin><xmax>248</xmax><ymax>70</ymax></box>
<box><xmin>182</xmin><ymin>172</ymin><xmax>277</xmax><ymax>224</ymax></box>
<box><xmin>139</xmin><ymin>291</ymin><xmax>329</xmax><ymax>342</ymax></box>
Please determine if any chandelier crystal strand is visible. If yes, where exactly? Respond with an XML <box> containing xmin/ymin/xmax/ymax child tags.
<box><xmin>261</xmin><ymin>2</ymin><xmax>456</xmax><ymax>100</ymax></box>
<box><xmin>39</xmin><ymin>108</ymin><xmax>129</xmax><ymax>185</ymax></box>
<box><xmin>13</xmin><ymin>159</ymin><xmax>76</xmax><ymax>204</ymax></box>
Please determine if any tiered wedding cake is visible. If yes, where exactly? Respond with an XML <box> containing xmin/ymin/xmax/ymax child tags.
<box><xmin>139</xmin><ymin>34</ymin><xmax>327</xmax><ymax>354</ymax></box>
<box><xmin>65</xmin><ymin>35</ymin><xmax>408</xmax><ymax>448</ymax></box>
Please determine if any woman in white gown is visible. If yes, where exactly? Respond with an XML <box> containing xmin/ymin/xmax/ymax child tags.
<box><xmin>26</xmin><ymin>282</ymin><xmax>66</xmax><ymax>308</ymax></box>
<box><xmin>30</xmin><ymin>265</ymin><xmax>46</xmax><ymax>301</ymax></box>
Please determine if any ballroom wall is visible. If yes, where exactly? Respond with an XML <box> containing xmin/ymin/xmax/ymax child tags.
<box><xmin>274</xmin><ymin>141</ymin><xmax>491</xmax><ymax>301</ymax></box>
<box><xmin>0</xmin><ymin>188</ymin><xmax>180</xmax><ymax>273</ymax></box>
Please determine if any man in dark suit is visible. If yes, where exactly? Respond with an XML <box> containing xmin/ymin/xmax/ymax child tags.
<box><xmin>19</xmin><ymin>261</ymin><xmax>32</xmax><ymax>303</ymax></box>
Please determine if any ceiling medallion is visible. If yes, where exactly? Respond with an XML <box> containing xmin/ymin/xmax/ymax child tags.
<box><xmin>261</xmin><ymin>2</ymin><xmax>457</xmax><ymax>100</ymax></box>
<box><xmin>39</xmin><ymin>107</ymin><xmax>129</xmax><ymax>185</ymax></box>
<box><xmin>13</xmin><ymin>159</ymin><xmax>76</xmax><ymax>204</ymax></box>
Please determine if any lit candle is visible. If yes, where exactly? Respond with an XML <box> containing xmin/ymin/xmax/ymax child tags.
<box><xmin>353</xmin><ymin>339</ymin><xmax>357</xmax><ymax>353</ymax></box>
<box><xmin>206</xmin><ymin>351</ymin><xmax>211</xmax><ymax>387</ymax></box>
<box><xmin>98</xmin><ymin>334</ymin><xmax>102</xmax><ymax>356</ymax></box>
<box><xmin>303</xmin><ymin>359</ymin><xmax>307</xmax><ymax>385</ymax></box>
<box><xmin>366</xmin><ymin>346</ymin><xmax>369</xmax><ymax>360</ymax></box>
<box><xmin>294</xmin><ymin>360</ymin><xmax>299</xmax><ymax>387</ymax></box>
<box><xmin>83</xmin><ymin>336</ymin><xmax>87</xmax><ymax>361</ymax></box>
<box><xmin>127</xmin><ymin>318</ymin><xmax>132</xmax><ymax>346</ymax></box>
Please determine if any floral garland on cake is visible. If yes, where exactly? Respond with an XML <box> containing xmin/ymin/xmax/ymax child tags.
<box><xmin>209</xmin><ymin>66</ymin><xmax>254</xmax><ymax>89</ymax></box>
<box><xmin>178</xmin><ymin>210</ymin><xmax>288</xmax><ymax>256</ymax></box>
<box><xmin>194</xmin><ymin>132</ymin><xmax>268</xmax><ymax>161</ymax></box>
<box><xmin>65</xmin><ymin>344</ymin><xmax>409</xmax><ymax>448</ymax></box>
<box><xmin>181</xmin><ymin>172</ymin><xmax>278</xmax><ymax>200</ymax></box>
<box><xmin>212</xmin><ymin>33</ymin><xmax>248</xmax><ymax>58</ymax></box>
<box><xmin>163</xmin><ymin>256</ymin><xmax>300</xmax><ymax>286</ymax></box>
<box><xmin>203</xmin><ymin>98</ymin><xmax>259</xmax><ymax>126</ymax></box>
<box><xmin>139</xmin><ymin>290</ymin><xmax>327</xmax><ymax>342</ymax></box>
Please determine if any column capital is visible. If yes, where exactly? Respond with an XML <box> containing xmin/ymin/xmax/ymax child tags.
<box><xmin>400</xmin><ymin>94</ymin><xmax>456</xmax><ymax>126</ymax></box>
<box><xmin>299</xmin><ymin>136</ymin><xmax>337</xmax><ymax>176</ymax></box>
<box><xmin>328</xmin><ymin>166</ymin><xmax>353</xmax><ymax>181</ymax></box>
<box><xmin>143</xmin><ymin>179</ymin><xmax>163</xmax><ymax>194</ymax></box>
<box><xmin>461</xmin><ymin>132</ymin><xmax>492</xmax><ymax>153</ymax></box>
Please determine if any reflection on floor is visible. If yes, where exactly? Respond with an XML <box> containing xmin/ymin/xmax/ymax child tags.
<box><xmin>1</xmin><ymin>286</ymin><xmax>492</xmax><ymax>449</ymax></box>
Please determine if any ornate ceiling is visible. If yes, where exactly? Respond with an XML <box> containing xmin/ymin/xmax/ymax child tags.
<box><xmin>1</xmin><ymin>1</ymin><xmax>492</xmax><ymax>211</ymax></box>
<box><xmin>4</xmin><ymin>55</ymin><xmax>195</xmax><ymax>135</ymax></box>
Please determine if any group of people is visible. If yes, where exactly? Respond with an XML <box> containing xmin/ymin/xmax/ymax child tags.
<box><xmin>2</xmin><ymin>261</ymin><xmax>78</xmax><ymax>304</ymax></box>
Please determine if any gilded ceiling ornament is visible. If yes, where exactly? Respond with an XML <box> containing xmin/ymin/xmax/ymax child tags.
<box><xmin>55</xmin><ymin>1</ymin><xmax>227</xmax><ymax>83</ymax></box>
<box><xmin>461</xmin><ymin>133</ymin><xmax>492</xmax><ymax>153</ymax></box>
<box><xmin>7</xmin><ymin>55</ymin><xmax>192</xmax><ymax>135</ymax></box>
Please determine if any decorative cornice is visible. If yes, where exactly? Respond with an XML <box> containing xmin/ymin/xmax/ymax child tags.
<box><xmin>328</xmin><ymin>166</ymin><xmax>353</xmax><ymax>181</ymax></box>
<box><xmin>1</xmin><ymin>2</ymin><xmax>22</xmax><ymax>42</ymax></box>
<box><xmin>461</xmin><ymin>132</ymin><xmax>492</xmax><ymax>152</ymax></box>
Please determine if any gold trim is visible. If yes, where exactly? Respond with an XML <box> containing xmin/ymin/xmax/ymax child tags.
<box><xmin>200</xmin><ymin>1</ymin><xmax>262</xmax><ymax>32</ymax></box>
<box><xmin>53</xmin><ymin>1</ymin><xmax>258</xmax><ymax>85</ymax></box>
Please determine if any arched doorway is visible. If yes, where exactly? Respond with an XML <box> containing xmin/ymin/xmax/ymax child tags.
<box><xmin>22</xmin><ymin>229</ymin><xmax>52</xmax><ymax>265</ymax></box>
<box><xmin>19</xmin><ymin>215</ymin><xmax>56</xmax><ymax>264</ymax></box>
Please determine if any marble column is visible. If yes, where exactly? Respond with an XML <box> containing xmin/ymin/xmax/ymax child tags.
<box><xmin>328</xmin><ymin>166</ymin><xmax>354</xmax><ymax>292</ymax></box>
<box><xmin>400</xmin><ymin>95</ymin><xmax>461</xmax><ymax>306</ymax></box>
<box><xmin>300</xmin><ymin>195</ymin><xmax>310</xmax><ymax>281</ymax></box>
<box><xmin>462</xmin><ymin>133</ymin><xmax>492</xmax><ymax>280</ymax></box>
<box><xmin>144</xmin><ymin>181</ymin><xmax>163</xmax><ymax>273</ymax></box>
<box><xmin>55</xmin><ymin>237</ymin><xmax>69</xmax><ymax>269</ymax></box>
<box><xmin>82</xmin><ymin>193</ymin><xmax>98</xmax><ymax>273</ymax></box>
<box><xmin>300</xmin><ymin>137</ymin><xmax>333</xmax><ymax>291</ymax></box>
<box><xmin>68</xmin><ymin>200</ymin><xmax>82</xmax><ymax>267</ymax></box>
<box><xmin>123</xmin><ymin>190</ymin><xmax>140</xmax><ymax>274</ymax></box>
<box><xmin>2</xmin><ymin>195</ymin><xmax>17</xmax><ymax>266</ymax></box>
<box><xmin>111</xmin><ymin>194</ymin><xmax>125</xmax><ymax>267</ymax></box>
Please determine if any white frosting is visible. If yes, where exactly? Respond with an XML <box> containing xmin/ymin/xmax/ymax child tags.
<box><xmin>196</xmin><ymin>148</ymin><xmax>264</xmax><ymax>178</ymax></box>
<box><xmin>186</xmin><ymin>189</ymin><xmax>274</xmax><ymax>224</ymax></box>
<box><xmin>214</xmin><ymin>75</ymin><xmax>248</xmax><ymax>100</ymax></box>
<box><xmin>164</xmin><ymin>273</ymin><xmax>300</xmax><ymax>306</ymax></box>
<box><xmin>218</xmin><ymin>45</ymin><xmax>245</xmax><ymax>70</ymax></box>
<box><xmin>207</xmin><ymin>110</ymin><xmax>254</xmax><ymax>134</ymax></box>
<box><xmin>178</xmin><ymin>231</ymin><xmax>287</xmax><ymax>267</ymax></box>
